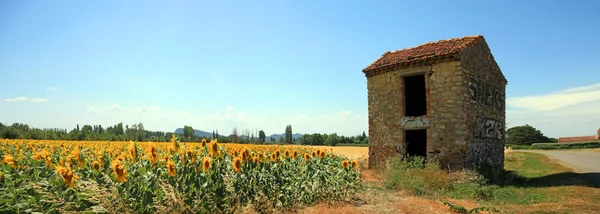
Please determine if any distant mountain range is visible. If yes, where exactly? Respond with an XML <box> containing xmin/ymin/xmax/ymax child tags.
<box><xmin>174</xmin><ymin>128</ymin><xmax>304</xmax><ymax>141</ymax></box>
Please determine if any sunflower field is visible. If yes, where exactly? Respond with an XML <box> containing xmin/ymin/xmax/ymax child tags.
<box><xmin>0</xmin><ymin>134</ymin><xmax>362</xmax><ymax>213</ymax></box>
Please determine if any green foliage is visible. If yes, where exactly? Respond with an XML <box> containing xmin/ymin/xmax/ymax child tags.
<box><xmin>507</xmin><ymin>142</ymin><xmax>600</xmax><ymax>150</ymax></box>
<box><xmin>258</xmin><ymin>130</ymin><xmax>266</xmax><ymax>143</ymax></box>
<box><xmin>1</xmin><ymin>126</ymin><xmax>23</xmax><ymax>139</ymax></box>
<box><xmin>182</xmin><ymin>126</ymin><xmax>194</xmax><ymax>141</ymax></box>
<box><xmin>285</xmin><ymin>125</ymin><xmax>293</xmax><ymax>144</ymax></box>
<box><xmin>0</xmin><ymin>140</ymin><xmax>362</xmax><ymax>213</ymax></box>
<box><xmin>506</xmin><ymin>124</ymin><xmax>552</xmax><ymax>145</ymax></box>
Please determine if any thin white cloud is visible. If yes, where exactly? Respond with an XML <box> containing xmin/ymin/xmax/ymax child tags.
<box><xmin>82</xmin><ymin>104</ymin><xmax>367</xmax><ymax>136</ymax></box>
<box><xmin>506</xmin><ymin>82</ymin><xmax>600</xmax><ymax>138</ymax></box>
<box><xmin>3</xmin><ymin>97</ymin><xmax>50</xmax><ymax>103</ymax></box>
<box><xmin>507</xmin><ymin>83</ymin><xmax>600</xmax><ymax>111</ymax></box>
<box><xmin>4</xmin><ymin>97</ymin><xmax>29</xmax><ymax>102</ymax></box>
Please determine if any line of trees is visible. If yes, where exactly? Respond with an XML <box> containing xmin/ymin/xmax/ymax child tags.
<box><xmin>506</xmin><ymin>124</ymin><xmax>557</xmax><ymax>145</ymax></box>
<box><xmin>297</xmin><ymin>131</ymin><xmax>368</xmax><ymax>146</ymax></box>
<box><xmin>0</xmin><ymin>122</ymin><xmax>369</xmax><ymax>146</ymax></box>
<box><xmin>0</xmin><ymin>122</ymin><xmax>172</xmax><ymax>142</ymax></box>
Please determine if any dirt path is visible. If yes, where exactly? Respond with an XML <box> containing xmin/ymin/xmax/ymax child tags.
<box><xmin>521</xmin><ymin>149</ymin><xmax>600</xmax><ymax>173</ymax></box>
<box><xmin>521</xmin><ymin>149</ymin><xmax>600</xmax><ymax>187</ymax></box>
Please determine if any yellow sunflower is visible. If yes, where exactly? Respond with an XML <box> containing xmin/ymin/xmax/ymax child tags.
<box><xmin>167</xmin><ymin>160</ymin><xmax>176</xmax><ymax>177</ymax></box>
<box><xmin>292</xmin><ymin>150</ymin><xmax>298</xmax><ymax>159</ymax></box>
<box><xmin>55</xmin><ymin>165</ymin><xmax>78</xmax><ymax>188</ymax></box>
<box><xmin>342</xmin><ymin>160</ymin><xmax>349</xmax><ymax>169</ymax></box>
<box><xmin>284</xmin><ymin>150</ymin><xmax>290</xmax><ymax>158</ymax></box>
<box><xmin>241</xmin><ymin>148</ymin><xmax>250</xmax><ymax>161</ymax></box>
<box><xmin>202</xmin><ymin>157</ymin><xmax>211</xmax><ymax>172</ymax></box>
<box><xmin>274</xmin><ymin>150</ymin><xmax>280</xmax><ymax>159</ymax></box>
<box><xmin>319</xmin><ymin>150</ymin><xmax>326</xmax><ymax>158</ymax></box>
<box><xmin>232</xmin><ymin>157</ymin><xmax>242</xmax><ymax>173</ymax></box>
<box><xmin>187</xmin><ymin>151</ymin><xmax>196</xmax><ymax>163</ymax></box>
<box><xmin>92</xmin><ymin>160</ymin><xmax>101</xmax><ymax>171</ymax></box>
<box><xmin>148</xmin><ymin>144</ymin><xmax>158</xmax><ymax>165</ymax></box>
<box><xmin>128</xmin><ymin>143</ymin><xmax>137</xmax><ymax>161</ymax></box>
<box><xmin>351</xmin><ymin>160</ymin><xmax>359</xmax><ymax>170</ymax></box>
<box><xmin>45</xmin><ymin>156</ymin><xmax>52</xmax><ymax>168</ymax></box>
<box><xmin>303</xmin><ymin>153</ymin><xmax>311</xmax><ymax>162</ymax></box>
<box><xmin>112</xmin><ymin>160</ymin><xmax>128</xmax><ymax>183</ymax></box>
<box><xmin>3</xmin><ymin>154</ymin><xmax>16</xmax><ymax>169</ymax></box>
<box><xmin>211</xmin><ymin>142</ymin><xmax>219</xmax><ymax>157</ymax></box>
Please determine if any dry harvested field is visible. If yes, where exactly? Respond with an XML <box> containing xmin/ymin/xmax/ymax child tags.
<box><xmin>308</xmin><ymin>146</ymin><xmax>369</xmax><ymax>160</ymax></box>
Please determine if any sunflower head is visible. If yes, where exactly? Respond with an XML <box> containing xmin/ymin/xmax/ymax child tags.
<box><xmin>3</xmin><ymin>154</ymin><xmax>16</xmax><ymax>169</ymax></box>
<box><xmin>241</xmin><ymin>148</ymin><xmax>250</xmax><ymax>161</ymax></box>
<box><xmin>187</xmin><ymin>151</ymin><xmax>195</xmax><ymax>163</ymax></box>
<box><xmin>112</xmin><ymin>160</ymin><xmax>128</xmax><ymax>183</ymax></box>
<box><xmin>316</xmin><ymin>149</ymin><xmax>321</xmax><ymax>157</ymax></box>
<box><xmin>45</xmin><ymin>156</ymin><xmax>52</xmax><ymax>168</ymax></box>
<box><xmin>92</xmin><ymin>160</ymin><xmax>101</xmax><ymax>171</ymax></box>
<box><xmin>303</xmin><ymin>153</ymin><xmax>310</xmax><ymax>162</ymax></box>
<box><xmin>351</xmin><ymin>160</ymin><xmax>359</xmax><ymax>170</ymax></box>
<box><xmin>148</xmin><ymin>144</ymin><xmax>158</xmax><ymax>165</ymax></box>
<box><xmin>274</xmin><ymin>150</ymin><xmax>280</xmax><ymax>159</ymax></box>
<box><xmin>55</xmin><ymin>165</ymin><xmax>78</xmax><ymax>188</ymax></box>
<box><xmin>232</xmin><ymin>157</ymin><xmax>242</xmax><ymax>173</ymax></box>
<box><xmin>311</xmin><ymin>151</ymin><xmax>317</xmax><ymax>157</ymax></box>
<box><xmin>284</xmin><ymin>150</ymin><xmax>290</xmax><ymax>159</ymax></box>
<box><xmin>167</xmin><ymin>160</ymin><xmax>176</xmax><ymax>177</ymax></box>
<box><xmin>202</xmin><ymin>157</ymin><xmax>211</xmax><ymax>172</ymax></box>
<box><xmin>319</xmin><ymin>150</ymin><xmax>326</xmax><ymax>158</ymax></box>
<box><xmin>292</xmin><ymin>150</ymin><xmax>298</xmax><ymax>159</ymax></box>
<box><xmin>342</xmin><ymin>160</ymin><xmax>349</xmax><ymax>169</ymax></box>
<box><xmin>211</xmin><ymin>142</ymin><xmax>219</xmax><ymax>156</ymax></box>
<box><xmin>301</xmin><ymin>169</ymin><xmax>306</xmax><ymax>175</ymax></box>
<box><xmin>128</xmin><ymin>143</ymin><xmax>137</xmax><ymax>161</ymax></box>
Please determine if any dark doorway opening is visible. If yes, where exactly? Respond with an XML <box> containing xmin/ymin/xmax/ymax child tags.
<box><xmin>404</xmin><ymin>75</ymin><xmax>426</xmax><ymax>116</ymax></box>
<box><xmin>405</xmin><ymin>129</ymin><xmax>427</xmax><ymax>158</ymax></box>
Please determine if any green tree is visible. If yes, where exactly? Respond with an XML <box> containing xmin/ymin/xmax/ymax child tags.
<box><xmin>183</xmin><ymin>125</ymin><xmax>194</xmax><ymax>141</ymax></box>
<box><xmin>326</xmin><ymin>133</ymin><xmax>339</xmax><ymax>146</ymax></box>
<box><xmin>1</xmin><ymin>127</ymin><xmax>23</xmax><ymax>139</ymax></box>
<box><xmin>506</xmin><ymin>124</ymin><xmax>551</xmax><ymax>145</ymax></box>
<box><xmin>232</xmin><ymin>127</ymin><xmax>238</xmax><ymax>143</ymax></box>
<box><xmin>285</xmin><ymin>125</ymin><xmax>293</xmax><ymax>144</ymax></box>
<box><xmin>258</xmin><ymin>130</ymin><xmax>266</xmax><ymax>143</ymax></box>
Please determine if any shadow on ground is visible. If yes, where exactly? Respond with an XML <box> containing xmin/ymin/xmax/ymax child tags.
<box><xmin>500</xmin><ymin>171</ymin><xmax>600</xmax><ymax>188</ymax></box>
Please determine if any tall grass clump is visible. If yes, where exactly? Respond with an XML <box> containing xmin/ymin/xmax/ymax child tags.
<box><xmin>383</xmin><ymin>155</ymin><xmax>504</xmax><ymax>200</ymax></box>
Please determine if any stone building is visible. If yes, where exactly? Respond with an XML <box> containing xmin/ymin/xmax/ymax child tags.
<box><xmin>363</xmin><ymin>35</ymin><xmax>507</xmax><ymax>171</ymax></box>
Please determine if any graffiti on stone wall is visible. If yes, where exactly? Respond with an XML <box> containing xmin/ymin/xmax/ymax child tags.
<box><xmin>468</xmin><ymin>77</ymin><xmax>505</xmax><ymax>110</ymax></box>
<box><xmin>474</xmin><ymin>116</ymin><xmax>504</xmax><ymax>140</ymax></box>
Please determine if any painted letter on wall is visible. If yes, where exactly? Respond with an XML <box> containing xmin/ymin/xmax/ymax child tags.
<box><xmin>468</xmin><ymin>77</ymin><xmax>505</xmax><ymax>111</ymax></box>
<box><xmin>474</xmin><ymin>116</ymin><xmax>504</xmax><ymax>140</ymax></box>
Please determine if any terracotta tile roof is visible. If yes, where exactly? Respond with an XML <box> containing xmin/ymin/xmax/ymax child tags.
<box><xmin>363</xmin><ymin>35</ymin><xmax>484</xmax><ymax>76</ymax></box>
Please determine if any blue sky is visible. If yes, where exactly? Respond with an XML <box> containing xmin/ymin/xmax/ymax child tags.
<box><xmin>0</xmin><ymin>0</ymin><xmax>599</xmax><ymax>137</ymax></box>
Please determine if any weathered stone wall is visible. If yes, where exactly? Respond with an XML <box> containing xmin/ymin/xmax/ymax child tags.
<box><xmin>427</xmin><ymin>61</ymin><xmax>469</xmax><ymax>169</ymax></box>
<box><xmin>367</xmin><ymin>65</ymin><xmax>428</xmax><ymax>169</ymax></box>
<box><xmin>367</xmin><ymin>40</ymin><xmax>507</xmax><ymax>171</ymax></box>
<box><xmin>460</xmin><ymin>41</ymin><xmax>507</xmax><ymax>171</ymax></box>
<box><xmin>367</xmin><ymin>62</ymin><xmax>471</xmax><ymax>169</ymax></box>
